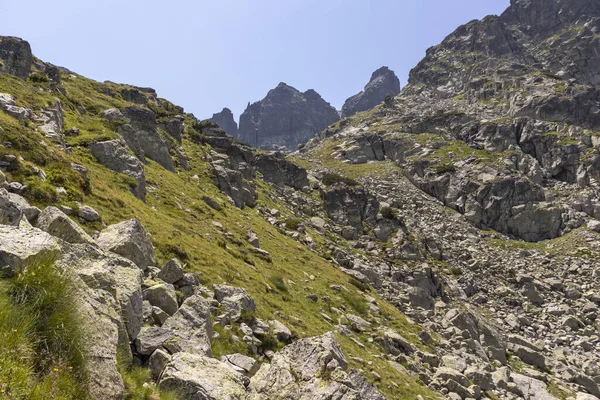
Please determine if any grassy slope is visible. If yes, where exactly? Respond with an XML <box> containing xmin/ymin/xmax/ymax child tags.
<box><xmin>0</xmin><ymin>71</ymin><xmax>439</xmax><ymax>399</ymax></box>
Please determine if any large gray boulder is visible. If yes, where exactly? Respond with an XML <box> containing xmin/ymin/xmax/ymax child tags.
<box><xmin>0</xmin><ymin>188</ymin><xmax>23</xmax><ymax>226</ymax></box>
<box><xmin>213</xmin><ymin>284</ymin><xmax>256</xmax><ymax>322</ymax></box>
<box><xmin>210</xmin><ymin>107</ymin><xmax>238</xmax><ymax>137</ymax></box>
<box><xmin>36</xmin><ymin>206</ymin><xmax>95</xmax><ymax>245</ymax></box>
<box><xmin>237</xmin><ymin>83</ymin><xmax>339</xmax><ymax>150</ymax></box>
<box><xmin>162</xmin><ymin>294</ymin><xmax>213</xmax><ymax>356</ymax></box>
<box><xmin>119</xmin><ymin>106</ymin><xmax>175</xmax><ymax>172</ymax></box>
<box><xmin>0</xmin><ymin>225</ymin><xmax>63</xmax><ymax>277</ymax></box>
<box><xmin>96</xmin><ymin>218</ymin><xmax>156</xmax><ymax>270</ymax></box>
<box><xmin>341</xmin><ymin>67</ymin><xmax>401</xmax><ymax>118</ymax></box>
<box><xmin>144</xmin><ymin>283</ymin><xmax>179</xmax><ymax>316</ymax></box>
<box><xmin>0</xmin><ymin>36</ymin><xmax>33</xmax><ymax>79</ymax></box>
<box><xmin>159</xmin><ymin>353</ymin><xmax>249</xmax><ymax>399</ymax></box>
<box><xmin>248</xmin><ymin>332</ymin><xmax>385</xmax><ymax>399</ymax></box>
<box><xmin>88</xmin><ymin>140</ymin><xmax>146</xmax><ymax>200</ymax></box>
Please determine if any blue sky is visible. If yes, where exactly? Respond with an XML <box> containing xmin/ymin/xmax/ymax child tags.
<box><xmin>2</xmin><ymin>0</ymin><xmax>509</xmax><ymax>121</ymax></box>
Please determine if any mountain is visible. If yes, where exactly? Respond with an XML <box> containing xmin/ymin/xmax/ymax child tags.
<box><xmin>341</xmin><ymin>66</ymin><xmax>401</xmax><ymax>118</ymax></box>
<box><xmin>209</xmin><ymin>107</ymin><xmax>238</xmax><ymax>137</ymax></box>
<box><xmin>1</xmin><ymin>0</ymin><xmax>600</xmax><ymax>399</ymax></box>
<box><xmin>237</xmin><ymin>83</ymin><xmax>340</xmax><ymax>151</ymax></box>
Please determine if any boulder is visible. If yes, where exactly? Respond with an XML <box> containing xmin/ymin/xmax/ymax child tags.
<box><xmin>96</xmin><ymin>218</ymin><xmax>156</xmax><ymax>269</ymax></box>
<box><xmin>134</xmin><ymin>327</ymin><xmax>174</xmax><ymax>356</ymax></box>
<box><xmin>159</xmin><ymin>353</ymin><xmax>249</xmax><ymax>399</ymax></box>
<box><xmin>213</xmin><ymin>284</ymin><xmax>256</xmax><ymax>321</ymax></box>
<box><xmin>0</xmin><ymin>225</ymin><xmax>63</xmax><ymax>277</ymax></box>
<box><xmin>88</xmin><ymin>140</ymin><xmax>146</xmax><ymax>200</ymax></box>
<box><xmin>0</xmin><ymin>36</ymin><xmax>33</xmax><ymax>79</ymax></box>
<box><xmin>144</xmin><ymin>283</ymin><xmax>179</xmax><ymax>316</ymax></box>
<box><xmin>36</xmin><ymin>206</ymin><xmax>95</xmax><ymax>244</ymax></box>
<box><xmin>222</xmin><ymin>353</ymin><xmax>260</xmax><ymax>377</ymax></box>
<box><xmin>162</xmin><ymin>294</ymin><xmax>213</xmax><ymax>356</ymax></box>
<box><xmin>158</xmin><ymin>258</ymin><xmax>185</xmax><ymax>284</ymax></box>
<box><xmin>0</xmin><ymin>188</ymin><xmax>23</xmax><ymax>226</ymax></box>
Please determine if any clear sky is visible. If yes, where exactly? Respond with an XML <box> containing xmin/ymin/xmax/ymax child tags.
<box><xmin>2</xmin><ymin>0</ymin><xmax>509</xmax><ymax>121</ymax></box>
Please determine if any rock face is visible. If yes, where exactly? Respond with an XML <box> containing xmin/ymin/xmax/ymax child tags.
<box><xmin>96</xmin><ymin>218</ymin><xmax>156</xmax><ymax>269</ymax></box>
<box><xmin>341</xmin><ymin>67</ymin><xmax>401</xmax><ymax>118</ymax></box>
<box><xmin>237</xmin><ymin>83</ymin><xmax>339</xmax><ymax>150</ymax></box>
<box><xmin>210</xmin><ymin>107</ymin><xmax>238</xmax><ymax>137</ymax></box>
<box><xmin>88</xmin><ymin>140</ymin><xmax>146</xmax><ymax>200</ymax></box>
<box><xmin>0</xmin><ymin>36</ymin><xmax>33</xmax><ymax>79</ymax></box>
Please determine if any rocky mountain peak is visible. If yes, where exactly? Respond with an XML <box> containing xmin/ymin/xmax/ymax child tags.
<box><xmin>0</xmin><ymin>36</ymin><xmax>33</xmax><ymax>80</ymax></box>
<box><xmin>341</xmin><ymin>66</ymin><xmax>401</xmax><ymax>118</ymax></box>
<box><xmin>236</xmin><ymin>83</ymin><xmax>339</xmax><ymax>151</ymax></box>
<box><xmin>209</xmin><ymin>107</ymin><xmax>238</xmax><ymax>137</ymax></box>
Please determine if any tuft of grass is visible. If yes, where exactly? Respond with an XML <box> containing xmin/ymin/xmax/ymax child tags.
<box><xmin>284</xmin><ymin>217</ymin><xmax>302</xmax><ymax>231</ymax></box>
<box><xmin>267</xmin><ymin>275</ymin><xmax>289</xmax><ymax>293</ymax></box>
<box><xmin>120</xmin><ymin>364</ymin><xmax>180</xmax><ymax>400</ymax></box>
<box><xmin>0</xmin><ymin>256</ymin><xmax>88</xmax><ymax>399</ymax></box>
<box><xmin>380</xmin><ymin>206</ymin><xmax>397</xmax><ymax>220</ymax></box>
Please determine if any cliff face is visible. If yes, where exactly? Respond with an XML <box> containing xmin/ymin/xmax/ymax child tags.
<box><xmin>237</xmin><ymin>83</ymin><xmax>339</xmax><ymax>151</ymax></box>
<box><xmin>341</xmin><ymin>67</ymin><xmax>401</xmax><ymax>119</ymax></box>
<box><xmin>209</xmin><ymin>107</ymin><xmax>238</xmax><ymax>137</ymax></box>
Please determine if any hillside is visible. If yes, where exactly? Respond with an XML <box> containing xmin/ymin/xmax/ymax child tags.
<box><xmin>0</xmin><ymin>0</ymin><xmax>600</xmax><ymax>399</ymax></box>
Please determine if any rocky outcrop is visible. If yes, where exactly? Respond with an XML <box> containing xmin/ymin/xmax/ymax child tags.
<box><xmin>88</xmin><ymin>139</ymin><xmax>147</xmax><ymax>200</ymax></box>
<box><xmin>341</xmin><ymin>67</ymin><xmax>401</xmax><ymax>118</ymax></box>
<box><xmin>210</xmin><ymin>107</ymin><xmax>238</xmax><ymax>137</ymax></box>
<box><xmin>237</xmin><ymin>83</ymin><xmax>339</xmax><ymax>150</ymax></box>
<box><xmin>118</xmin><ymin>106</ymin><xmax>175</xmax><ymax>172</ymax></box>
<box><xmin>96</xmin><ymin>218</ymin><xmax>156</xmax><ymax>269</ymax></box>
<box><xmin>0</xmin><ymin>36</ymin><xmax>33</xmax><ymax>80</ymax></box>
<box><xmin>321</xmin><ymin>185</ymin><xmax>379</xmax><ymax>229</ymax></box>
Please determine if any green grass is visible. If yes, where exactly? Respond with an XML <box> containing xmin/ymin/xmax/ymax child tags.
<box><xmin>120</xmin><ymin>365</ymin><xmax>180</xmax><ymax>400</ymax></box>
<box><xmin>0</xmin><ymin>256</ymin><xmax>87</xmax><ymax>399</ymax></box>
<box><xmin>0</xmin><ymin>70</ymin><xmax>441</xmax><ymax>400</ymax></box>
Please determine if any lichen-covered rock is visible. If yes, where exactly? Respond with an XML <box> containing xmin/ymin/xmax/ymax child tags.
<box><xmin>144</xmin><ymin>283</ymin><xmax>179</xmax><ymax>316</ymax></box>
<box><xmin>36</xmin><ymin>206</ymin><xmax>95</xmax><ymax>245</ymax></box>
<box><xmin>96</xmin><ymin>218</ymin><xmax>156</xmax><ymax>269</ymax></box>
<box><xmin>213</xmin><ymin>284</ymin><xmax>256</xmax><ymax>322</ymax></box>
<box><xmin>162</xmin><ymin>294</ymin><xmax>213</xmax><ymax>356</ymax></box>
<box><xmin>248</xmin><ymin>332</ymin><xmax>385</xmax><ymax>399</ymax></box>
<box><xmin>158</xmin><ymin>258</ymin><xmax>185</xmax><ymax>284</ymax></box>
<box><xmin>0</xmin><ymin>188</ymin><xmax>23</xmax><ymax>226</ymax></box>
<box><xmin>159</xmin><ymin>352</ymin><xmax>249</xmax><ymax>400</ymax></box>
<box><xmin>0</xmin><ymin>226</ymin><xmax>63</xmax><ymax>277</ymax></box>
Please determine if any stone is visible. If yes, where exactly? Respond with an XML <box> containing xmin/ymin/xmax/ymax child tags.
<box><xmin>0</xmin><ymin>188</ymin><xmax>23</xmax><ymax>226</ymax></box>
<box><xmin>514</xmin><ymin>345</ymin><xmax>546</xmax><ymax>370</ymax></box>
<box><xmin>269</xmin><ymin>319</ymin><xmax>292</xmax><ymax>342</ymax></box>
<box><xmin>237</xmin><ymin>83</ymin><xmax>339</xmax><ymax>150</ymax></box>
<box><xmin>96</xmin><ymin>218</ymin><xmax>156</xmax><ymax>269</ymax></box>
<box><xmin>89</xmin><ymin>140</ymin><xmax>146</xmax><ymax>200</ymax></box>
<box><xmin>158</xmin><ymin>258</ymin><xmax>185</xmax><ymax>284</ymax></box>
<box><xmin>162</xmin><ymin>294</ymin><xmax>213</xmax><ymax>356</ymax></box>
<box><xmin>149</xmin><ymin>348</ymin><xmax>171</xmax><ymax>381</ymax></box>
<box><xmin>159</xmin><ymin>353</ymin><xmax>249</xmax><ymax>399</ymax></box>
<box><xmin>144</xmin><ymin>283</ymin><xmax>179</xmax><ymax>316</ymax></box>
<box><xmin>341</xmin><ymin>66</ymin><xmax>401</xmax><ymax>118</ymax></box>
<box><xmin>213</xmin><ymin>284</ymin><xmax>256</xmax><ymax>321</ymax></box>
<box><xmin>36</xmin><ymin>206</ymin><xmax>95</xmax><ymax>245</ymax></box>
<box><xmin>0</xmin><ymin>226</ymin><xmax>63</xmax><ymax>277</ymax></box>
<box><xmin>0</xmin><ymin>36</ymin><xmax>33</xmax><ymax>79</ymax></box>
<box><xmin>222</xmin><ymin>353</ymin><xmax>259</xmax><ymax>377</ymax></box>
<box><xmin>77</xmin><ymin>204</ymin><xmax>100</xmax><ymax>222</ymax></box>
<box><xmin>134</xmin><ymin>327</ymin><xmax>174</xmax><ymax>356</ymax></box>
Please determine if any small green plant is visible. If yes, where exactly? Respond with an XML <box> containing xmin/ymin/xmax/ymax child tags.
<box><xmin>23</xmin><ymin>179</ymin><xmax>59</xmax><ymax>204</ymax></box>
<box><xmin>28</xmin><ymin>72</ymin><xmax>50</xmax><ymax>84</ymax></box>
<box><xmin>284</xmin><ymin>217</ymin><xmax>302</xmax><ymax>231</ymax></box>
<box><xmin>322</xmin><ymin>173</ymin><xmax>358</xmax><ymax>186</ymax></box>
<box><xmin>268</xmin><ymin>275</ymin><xmax>289</xmax><ymax>293</ymax></box>
<box><xmin>432</xmin><ymin>162</ymin><xmax>456</xmax><ymax>175</ymax></box>
<box><xmin>380</xmin><ymin>206</ymin><xmax>397</xmax><ymax>220</ymax></box>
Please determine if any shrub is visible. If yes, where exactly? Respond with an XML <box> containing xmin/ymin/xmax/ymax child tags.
<box><xmin>268</xmin><ymin>275</ymin><xmax>289</xmax><ymax>293</ymax></box>
<box><xmin>284</xmin><ymin>217</ymin><xmax>302</xmax><ymax>231</ymax></box>
<box><xmin>28</xmin><ymin>72</ymin><xmax>50</xmax><ymax>84</ymax></box>
<box><xmin>380</xmin><ymin>206</ymin><xmax>397</xmax><ymax>220</ymax></box>
<box><xmin>322</xmin><ymin>173</ymin><xmax>358</xmax><ymax>186</ymax></box>
<box><xmin>432</xmin><ymin>162</ymin><xmax>456</xmax><ymax>175</ymax></box>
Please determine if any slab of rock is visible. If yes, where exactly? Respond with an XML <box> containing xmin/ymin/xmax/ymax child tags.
<box><xmin>222</xmin><ymin>353</ymin><xmax>260</xmax><ymax>377</ymax></box>
<box><xmin>159</xmin><ymin>352</ymin><xmax>249</xmax><ymax>399</ymax></box>
<box><xmin>162</xmin><ymin>294</ymin><xmax>213</xmax><ymax>356</ymax></box>
<box><xmin>88</xmin><ymin>140</ymin><xmax>146</xmax><ymax>200</ymax></box>
<box><xmin>0</xmin><ymin>225</ymin><xmax>63</xmax><ymax>277</ymax></box>
<box><xmin>134</xmin><ymin>327</ymin><xmax>174</xmax><ymax>356</ymax></box>
<box><xmin>36</xmin><ymin>206</ymin><xmax>95</xmax><ymax>244</ymax></box>
<box><xmin>0</xmin><ymin>36</ymin><xmax>33</xmax><ymax>79</ymax></box>
<box><xmin>0</xmin><ymin>188</ymin><xmax>23</xmax><ymax>226</ymax></box>
<box><xmin>213</xmin><ymin>284</ymin><xmax>256</xmax><ymax>321</ymax></box>
<box><xmin>158</xmin><ymin>258</ymin><xmax>185</xmax><ymax>284</ymax></box>
<box><xmin>144</xmin><ymin>283</ymin><xmax>178</xmax><ymax>316</ymax></box>
<box><xmin>96</xmin><ymin>218</ymin><xmax>155</xmax><ymax>269</ymax></box>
